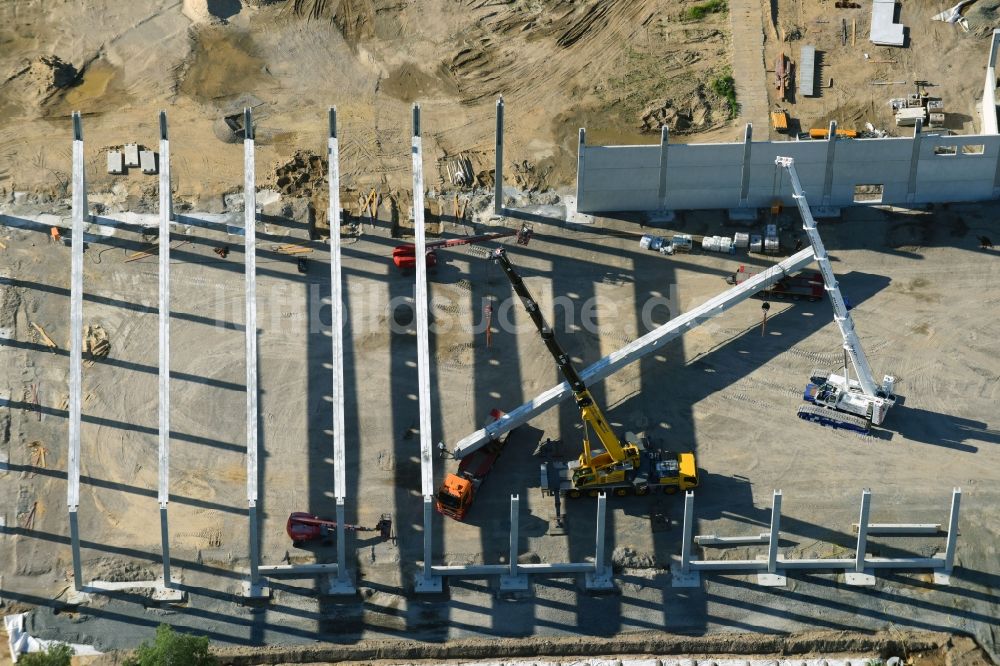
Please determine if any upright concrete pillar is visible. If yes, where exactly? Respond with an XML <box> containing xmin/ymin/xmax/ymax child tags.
<box><xmin>494</xmin><ymin>96</ymin><xmax>504</xmax><ymax>216</ymax></box>
<box><xmin>758</xmin><ymin>489</ymin><xmax>786</xmax><ymax>586</ymax></box>
<box><xmin>585</xmin><ymin>493</ymin><xmax>614</xmax><ymax>590</ymax></box>
<box><xmin>242</xmin><ymin>108</ymin><xmax>266</xmax><ymax>599</ymax></box>
<box><xmin>68</xmin><ymin>112</ymin><xmax>85</xmax><ymax>591</ymax></box>
<box><xmin>412</xmin><ymin>103</ymin><xmax>442</xmax><ymax>594</ymax></box>
<box><xmin>739</xmin><ymin>123</ymin><xmax>753</xmax><ymax>206</ymax></box>
<box><xmin>575</xmin><ymin>128</ymin><xmax>586</xmax><ymax>210</ymax></box>
<box><xmin>906</xmin><ymin>119</ymin><xmax>923</xmax><ymax>204</ymax></box>
<box><xmin>499</xmin><ymin>494</ymin><xmax>528</xmax><ymax>591</ymax></box>
<box><xmin>157</xmin><ymin>111</ymin><xmax>173</xmax><ymax>587</ymax></box>
<box><xmin>846</xmin><ymin>489</ymin><xmax>876</xmax><ymax>586</ymax></box>
<box><xmin>657</xmin><ymin>126</ymin><xmax>670</xmax><ymax>210</ymax></box>
<box><xmin>935</xmin><ymin>487</ymin><xmax>962</xmax><ymax>584</ymax></box>
<box><xmin>671</xmin><ymin>490</ymin><xmax>700</xmax><ymax>587</ymax></box>
<box><xmin>822</xmin><ymin>120</ymin><xmax>838</xmax><ymax>205</ymax></box>
<box><xmin>326</xmin><ymin>107</ymin><xmax>355</xmax><ymax>595</ymax></box>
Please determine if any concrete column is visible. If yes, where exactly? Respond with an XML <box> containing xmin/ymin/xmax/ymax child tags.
<box><xmin>680</xmin><ymin>490</ymin><xmax>694</xmax><ymax>573</ymax></box>
<box><xmin>585</xmin><ymin>492</ymin><xmax>614</xmax><ymax>590</ymax></box>
<box><xmin>157</xmin><ymin>110</ymin><xmax>173</xmax><ymax>587</ymax></box>
<box><xmin>657</xmin><ymin>125</ymin><xmax>670</xmax><ymax>210</ymax></box>
<box><xmin>69</xmin><ymin>112</ymin><xmax>85</xmax><ymax>591</ymax></box>
<box><xmin>758</xmin><ymin>489</ymin><xmax>786</xmax><ymax>586</ymax></box>
<box><xmin>243</xmin><ymin>107</ymin><xmax>264</xmax><ymax>597</ymax></box>
<box><xmin>499</xmin><ymin>494</ymin><xmax>528</xmax><ymax>591</ymax></box>
<box><xmin>739</xmin><ymin>123</ymin><xmax>753</xmax><ymax>205</ymax></box>
<box><xmin>575</xmin><ymin>128</ymin><xmax>586</xmax><ymax>209</ymax></box>
<box><xmin>767</xmin><ymin>489</ymin><xmax>781</xmax><ymax>573</ymax></box>
<box><xmin>822</xmin><ymin>120</ymin><xmax>837</xmax><ymax>205</ymax></box>
<box><xmin>411</xmin><ymin>104</ymin><xmax>442</xmax><ymax>595</ymax></box>
<box><xmin>906</xmin><ymin>119</ymin><xmax>923</xmax><ymax>203</ymax></box>
<box><xmin>943</xmin><ymin>488</ymin><xmax>961</xmax><ymax>572</ymax></box>
<box><xmin>846</xmin><ymin>488</ymin><xmax>875</xmax><ymax>586</ymax></box>
<box><xmin>494</xmin><ymin>96</ymin><xmax>504</xmax><ymax>216</ymax></box>
<box><xmin>326</xmin><ymin>107</ymin><xmax>354</xmax><ymax>595</ymax></box>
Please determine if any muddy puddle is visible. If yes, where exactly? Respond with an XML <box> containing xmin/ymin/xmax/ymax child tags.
<box><xmin>180</xmin><ymin>27</ymin><xmax>272</xmax><ymax>102</ymax></box>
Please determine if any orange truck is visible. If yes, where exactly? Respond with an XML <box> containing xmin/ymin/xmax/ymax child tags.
<box><xmin>435</xmin><ymin>409</ymin><xmax>511</xmax><ymax>520</ymax></box>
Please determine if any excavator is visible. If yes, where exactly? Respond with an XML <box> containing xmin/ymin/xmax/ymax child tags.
<box><xmin>491</xmin><ymin>248</ymin><xmax>698</xmax><ymax>498</ymax></box>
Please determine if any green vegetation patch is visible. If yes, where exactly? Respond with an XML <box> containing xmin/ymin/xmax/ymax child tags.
<box><xmin>682</xmin><ymin>0</ymin><xmax>727</xmax><ymax>21</ymax></box>
<box><xmin>710</xmin><ymin>71</ymin><xmax>738</xmax><ymax>118</ymax></box>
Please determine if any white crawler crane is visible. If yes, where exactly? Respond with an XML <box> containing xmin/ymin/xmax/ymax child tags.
<box><xmin>776</xmin><ymin>156</ymin><xmax>896</xmax><ymax>432</ymax></box>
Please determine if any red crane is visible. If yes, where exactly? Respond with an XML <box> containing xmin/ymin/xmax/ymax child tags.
<box><xmin>286</xmin><ymin>512</ymin><xmax>393</xmax><ymax>546</ymax></box>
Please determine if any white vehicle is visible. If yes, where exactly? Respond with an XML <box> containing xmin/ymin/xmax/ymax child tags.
<box><xmin>775</xmin><ymin>156</ymin><xmax>897</xmax><ymax>432</ymax></box>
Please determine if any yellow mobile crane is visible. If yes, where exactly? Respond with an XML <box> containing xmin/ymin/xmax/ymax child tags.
<box><xmin>492</xmin><ymin>248</ymin><xmax>698</xmax><ymax>498</ymax></box>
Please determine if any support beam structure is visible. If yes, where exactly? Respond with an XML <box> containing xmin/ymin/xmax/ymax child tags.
<box><xmin>494</xmin><ymin>96</ymin><xmax>504</xmax><ymax>216</ymax></box>
<box><xmin>822</xmin><ymin>120</ymin><xmax>838</xmax><ymax>205</ymax></box>
<box><xmin>157</xmin><ymin>110</ymin><xmax>173</xmax><ymax>587</ymax></box>
<box><xmin>68</xmin><ymin>111</ymin><xmax>85</xmax><ymax>591</ymax></box>
<box><xmin>327</xmin><ymin>107</ymin><xmax>355</xmax><ymax>595</ymax></box>
<box><xmin>453</xmin><ymin>247</ymin><xmax>816</xmax><ymax>458</ymax></box>
<box><xmin>672</xmin><ymin>489</ymin><xmax>960</xmax><ymax>588</ymax></box>
<box><xmin>412</xmin><ymin>104</ymin><xmax>442</xmax><ymax>594</ymax></box>
<box><xmin>242</xmin><ymin>107</ymin><xmax>266</xmax><ymax>599</ymax></box>
<box><xmin>657</xmin><ymin>126</ymin><xmax>670</xmax><ymax>210</ymax></box>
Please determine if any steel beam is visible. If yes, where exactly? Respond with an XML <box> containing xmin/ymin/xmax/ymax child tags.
<box><xmin>259</xmin><ymin>563</ymin><xmax>341</xmax><ymax>576</ymax></box>
<box><xmin>758</xmin><ymin>489</ymin><xmax>786</xmax><ymax>586</ymax></box>
<box><xmin>326</xmin><ymin>107</ymin><xmax>354</xmax><ymax>595</ymax></box>
<box><xmin>242</xmin><ymin>107</ymin><xmax>265</xmax><ymax>598</ymax></box>
<box><xmin>157</xmin><ymin>110</ymin><xmax>173</xmax><ymax>587</ymax></box>
<box><xmin>846</xmin><ymin>489</ymin><xmax>876</xmax><ymax>586</ymax></box>
<box><xmin>454</xmin><ymin>247</ymin><xmax>816</xmax><ymax>458</ymax></box>
<box><xmin>906</xmin><ymin>119</ymin><xmax>923</xmax><ymax>203</ymax></box>
<box><xmin>69</xmin><ymin>112</ymin><xmax>85</xmax><ymax>591</ymax></box>
<box><xmin>495</xmin><ymin>97</ymin><xmax>504</xmax><ymax>216</ymax></box>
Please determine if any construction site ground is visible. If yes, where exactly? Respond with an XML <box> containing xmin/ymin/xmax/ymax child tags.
<box><xmin>1</xmin><ymin>192</ymin><xmax>999</xmax><ymax>658</ymax></box>
<box><xmin>2</xmin><ymin>0</ymin><xmax>1000</xmax><ymax>662</ymax></box>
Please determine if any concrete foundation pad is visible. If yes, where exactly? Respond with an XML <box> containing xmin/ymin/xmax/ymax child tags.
<box><xmin>670</xmin><ymin>567</ymin><xmax>701</xmax><ymax>588</ymax></box>
<box><xmin>151</xmin><ymin>587</ymin><xmax>187</xmax><ymax>603</ymax></box>
<box><xmin>757</xmin><ymin>571</ymin><xmax>788</xmax><ymax>587</ymax></box>
<box><xmin>65</xmin><ymin>590</ymin><xmax>93</xmax><ymax>606</ymax></box>
<box><xmin>727</xmin><ymin>207</ymin><xmax>759</xmax><ymax>221</ymax></box>
<box><xmin>932</xmin><ymin>571</ymin><xmax>952</xmax><ymax>585</ymax></box>
<box><xmin>547</xmin><ymin>518</ymin><xmax>568</xmax><ymax>536</ymax></box>
<box><xmin>499</xmin><ymin>574</ymin><xmax>529</xmax><ymax>592</ymax></box>
<box><xmin>240</xmin><ymin>580</ymin><xmax>272</xmax><ymax>600</ymax></box>
<box><xmin>844</xmin><ymin>570</ymin><xmax>877</xmax><ymax>586</ymax></box>
<box><xmin>564</xmin><ymin>196</ymin><xmax>594</xmax><ymax>224</ymax></box>
<box><xmin>584</xmin><ymin>567</ymin><xmax>615</xmax><ymax>591</ymax></box>
<box><xmin>325</xmin><ymin>575</ymin><xmax>357</xmax><ymax>596</ymax></box>
<box><xmin>413</xmin><ymin>574</ymin><xmax>443</xmax><ymax>594</ymax></box>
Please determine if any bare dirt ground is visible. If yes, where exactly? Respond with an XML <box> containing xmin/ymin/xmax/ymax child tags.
<box><xmin>2</xmin><ymin>0</ymin><xmax>1000</xmax><ymax>663</ymax></box>
<box><xmin>762</xmin><ymin>0</ymin><xmax>1000</xmax><ymax>138</ymax></box>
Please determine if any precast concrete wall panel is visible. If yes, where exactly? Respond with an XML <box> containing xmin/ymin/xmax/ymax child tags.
<box><xmin>577</xmin><ymin>132</ymin><xmax>1000</xmax><ymax>212</ymax></box>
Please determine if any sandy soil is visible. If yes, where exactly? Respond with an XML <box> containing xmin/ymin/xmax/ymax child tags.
<box><xmin>0</xmin><ymin>0</ymin><xmax>735</xmax><ymax>210</ymax></box>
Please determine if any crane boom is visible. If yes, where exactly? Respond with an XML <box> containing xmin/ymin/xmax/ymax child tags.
<box><xmin>776</xmin><ymin>156</ymin><xmax>895</xmax><ymax>431</ymax></box>
<box><xmin>775</xmin><ymin>156</ymin><xmax>879</xmax><ymax>396</ymax></box>
<box><xmin>491</xmin><ymin>248</ymin><xmax>630</xmax><ymax>464</ymax></box>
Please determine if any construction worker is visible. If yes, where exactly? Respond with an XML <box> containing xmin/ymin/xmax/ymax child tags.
<box><xmin>49</xmin><ymin>226</ymin><xmax>61</xmax><ymax>243</ymax></box>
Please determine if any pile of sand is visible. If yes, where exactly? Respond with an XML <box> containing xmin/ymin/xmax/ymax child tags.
<box><xmin>640</xmin><ymin>88</ymin><xmax>718</xmax><ymax>134</ymax></box>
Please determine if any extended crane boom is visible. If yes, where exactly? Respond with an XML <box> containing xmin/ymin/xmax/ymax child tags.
<box><xmin>775</xmin><ymin>156</ymin><xmax>896</xmax><ymax>431</ymax></box>
<box><xmin>491</xmin><ymin>248</ymin><xmax>697</xmax><ymax>497</ymax></box>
